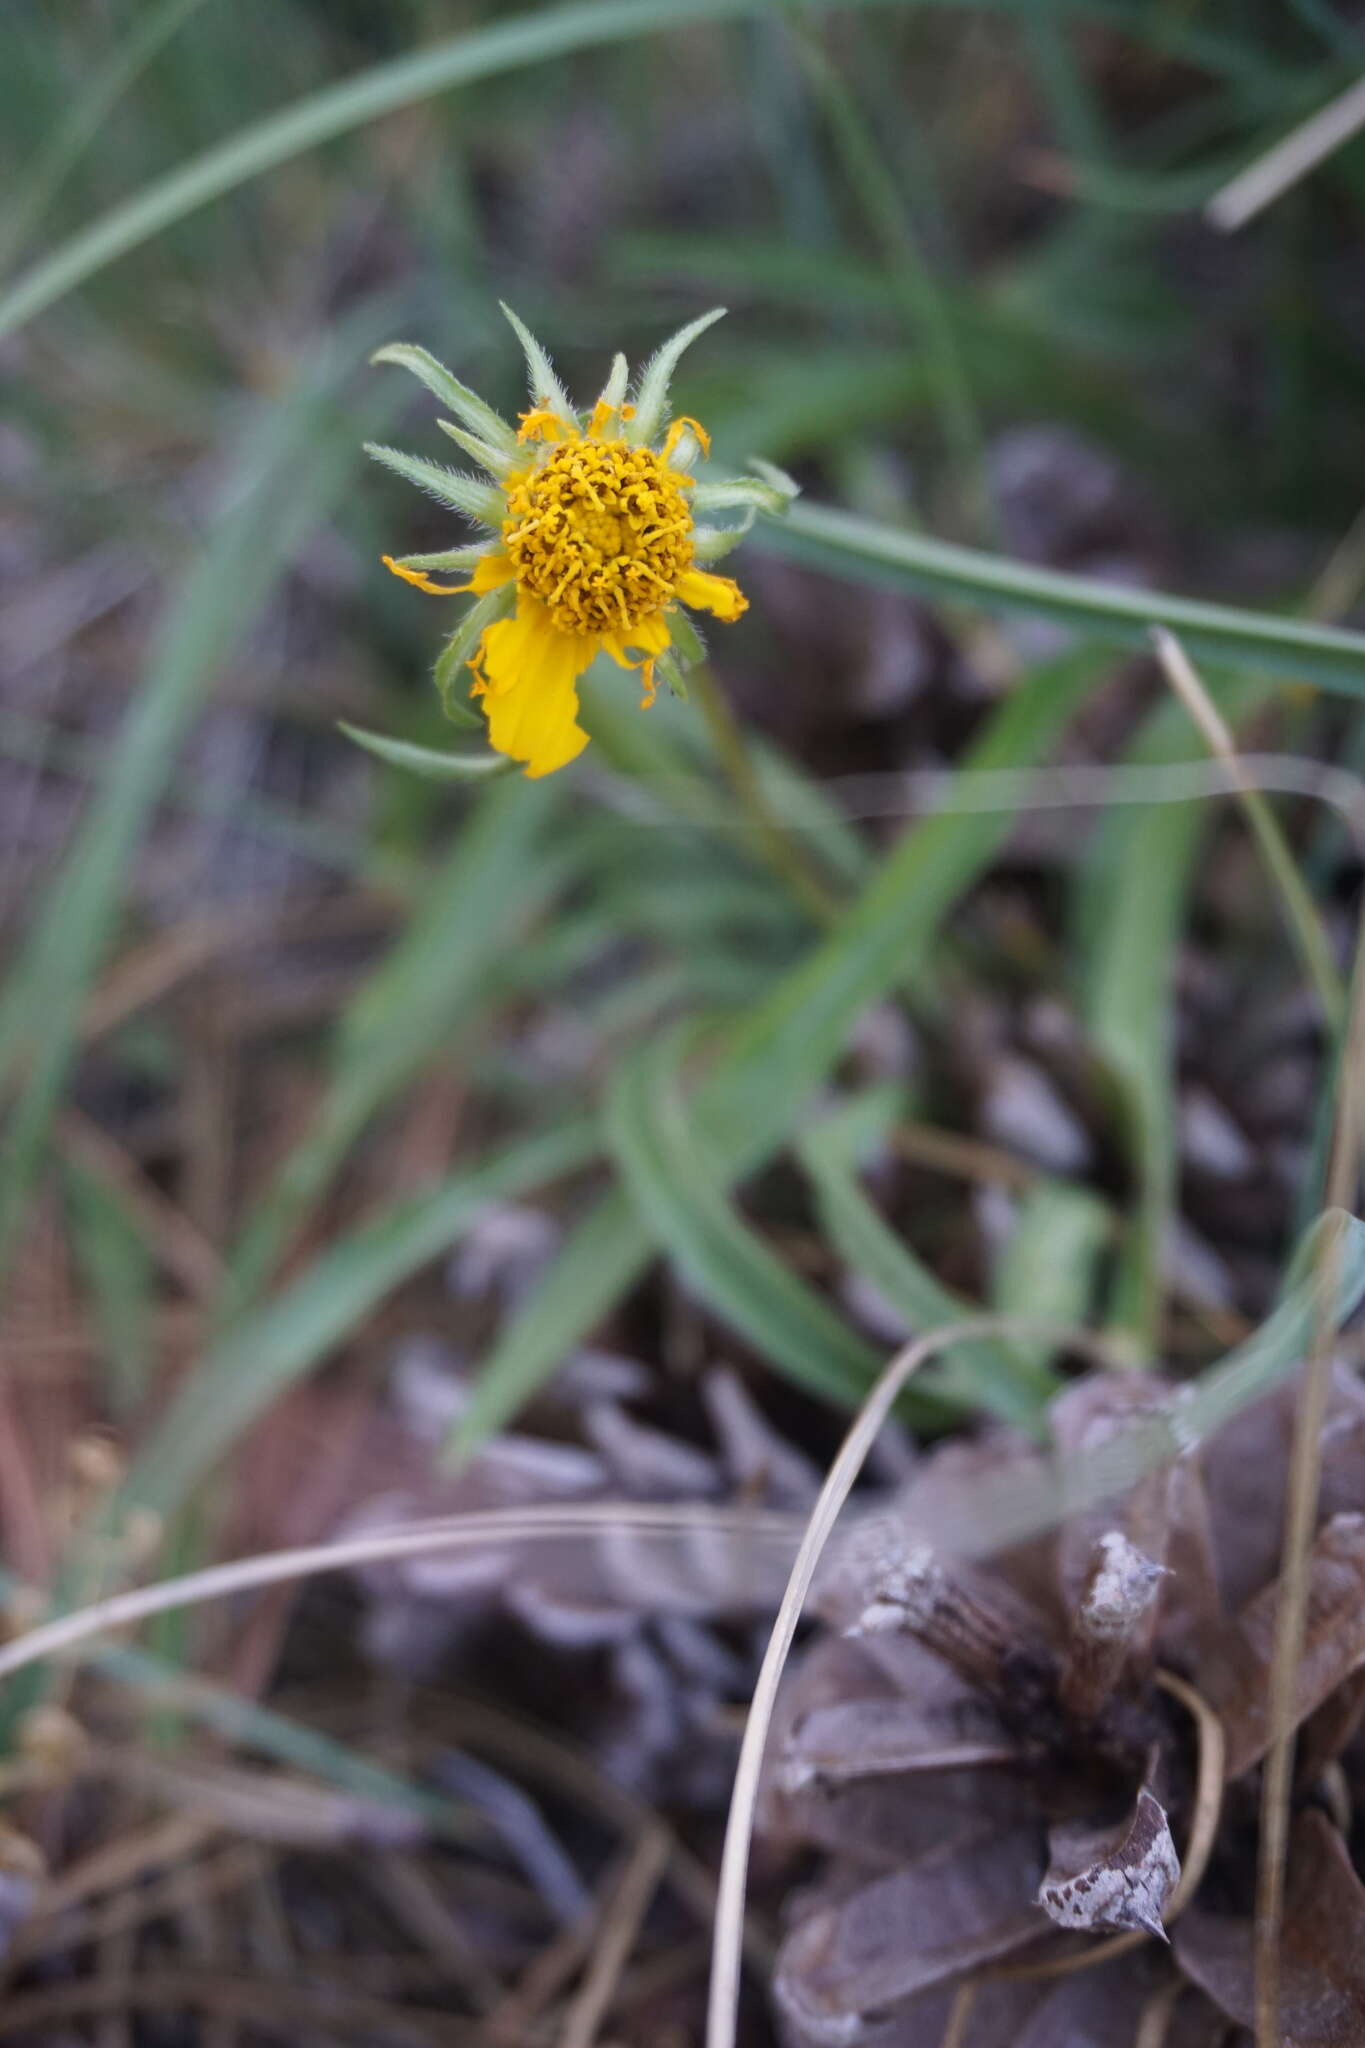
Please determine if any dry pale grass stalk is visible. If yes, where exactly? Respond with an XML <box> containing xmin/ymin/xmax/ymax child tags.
<box><xmin>1254</xmin><ymin>894</ymin><xmax>1365</xmax><ymax>2044</ymax></box>
<box><xmin>704</xmin><ymin>1316</ymin><xmax>1119</xmax><ymax>2048</ymax></box>
<box><xmin>0</xmin><ymin>1502</ymin><xmax>804</xmax><ymax>1686</ymax></box>
<box><xmin>620</xmin><ymin>753</ymin><xmax>1365</xmax><ymax>843</ymax></box>
<box><xmin>1208</xmin><ymin>73</ymin><xmax>1365</xmax><ymax>231</ymax></box>
<box><xmin>558</xmin><ymin>1825</ymin><xmax>670</xmax><ymax>2048</ymax></box>
<box><xmin>1151</xmin><ymin>626</ymin><xmax>1346</xmax><ymax>1030</ymax></box>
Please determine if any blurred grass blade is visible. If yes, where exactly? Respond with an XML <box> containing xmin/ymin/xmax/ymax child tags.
<box><xmin>931</xmin><ymin>1209</ymin><xmax>1365</xmax><ymax>1560</ymax></box>
<box><xmin>450</xmin><ymin>651</ymin><xmax>1094</xmax><ymax>1457</ymax></box>
<box><xmin>606</xmin><ymin>1032</ymin><xmax>881</xmax><ymax>1407</ymax></box>
<box><xmin>992</xmin><ymin>1179</ymin><xmax>1109</xmax><ymax>1379</ymax></box>
<box><xmin>0</xmin><ymin>323</ymin><xmax>394</xmax><ymax>1296</ymax></box>
<box><xmin>128</xmin><ymin>1120</ymin><xmax>597</xmax><ymax>1520</ymax></box>
<box><xmin>765</xmin><ymin>500</ymin><xmax>1365</xmax><ymax>691</ymax></box>
<box><xmin>0</xmin><ymin>0</ymin><xmax>905</xmax><ymax>342</ymax></box>
<box><xmin>62</xmin><ymin>1158</ymin><xmax>155</xmax><ymax>1416</ymax></box>
<box><xmin>339</xmin><ymin>721</ymin><xmax>511</xmax><ymax>782</ymax></box>
<box><xmin>1</xmin><ymin>0</ymin><xmax>211</xmax><ymax>267</ymax></box>
<box><xmin>798</xmin><ymin>1094</ymin><xmax>1059</xmax><ymax>1423</ymax></box>
<box><xmin>1080</xmin><ymin>675</ymin><xmax>1275</xmax><ymax>1347</ymax></box>
<box><xmin>221</xmin><ymin>775</ymin><xmax>566</xmax><ymax>1314</ymax></box>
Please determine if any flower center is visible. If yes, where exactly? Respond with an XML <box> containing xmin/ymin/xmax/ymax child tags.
<box><xmin>502</xmin><ymin>440</ymin><xmax>694</xmax><ymax>636</ymax></box>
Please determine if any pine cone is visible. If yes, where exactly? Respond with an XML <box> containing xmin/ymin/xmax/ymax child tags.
<box><xmin>765</xmin><ymin>1369</ymin><xmax>1365</xmax><ymax>2047</ymax></box>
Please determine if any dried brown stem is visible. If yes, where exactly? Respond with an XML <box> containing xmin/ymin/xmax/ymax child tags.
<box><xmin>1254</xmin><ymin>894</ymin><xmax>1365</xmax><ymax>2046</ymax></box>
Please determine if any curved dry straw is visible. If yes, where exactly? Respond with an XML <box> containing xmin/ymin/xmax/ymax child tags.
<box><xmin>0</xmin><ymin>1501</ymin><xmax>804</xmax><ymax>1688</ymax></box>
<box><xmin>703</xmin><ymin>1316</ymin><xmax>1121</xmax><ymax>2048</ymax></box>
<box><xmin>601</xmin><ymin>750</ymin><xmax>1365</xmax><ymax>851</ymax></box>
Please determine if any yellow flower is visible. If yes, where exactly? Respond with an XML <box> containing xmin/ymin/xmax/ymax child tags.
<box><xmin>367</xmin><ymin>306</ymin><xmax>795</xmax><ymax>778</ymax></box>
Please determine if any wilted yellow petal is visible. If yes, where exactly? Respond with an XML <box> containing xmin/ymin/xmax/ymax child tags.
<box><xmin>471</xmin><ymin>598</ymin><xmax>596</xmax><ymax>777</ymax></box>
<box><xmin>676</xmin><ymin>567</ymin><xmax>747</xmax><ymax>621</ymax></box>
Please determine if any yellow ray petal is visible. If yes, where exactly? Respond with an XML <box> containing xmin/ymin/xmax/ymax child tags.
<box><xmin>466</xmin><ymin>549</ymin><xmax>515</xmax><ymax>592</ymax></box>
<box><xmin>470</xmin><ymin>597</ymin><xmax>597</xmax><ymax>777</ymax></box>
<box><xmin>662</xmin><ymin>414</ymin><xmax>711</xmax><ymax>464</ymax></box>
<box><xmin>676</xmin><ymin>567</ymin><xmax>747</xmax><ymax>621</ymax></box>
<box><xmin>382</xmin><ymin>551</ymin><xmax>513</xmax><ymax>596</ymax></box>
<box><xmin>517</xmin><ymin>406</ymin><xmax>578</xmax><ymax>445</ymax></box>
<box><xmin>599</xmin><ymin>608</ymin><xmax>673</xmax><ymax>670</ymax></box>
<box><xmin>382</xmin><ymin>555</ymin><xmax>467</xmax><ymax>595</ymax></box>
<box><xmin>598</xmin><ymin>611</ymin><xmax>672</xmax><ymax>709</ymax></box>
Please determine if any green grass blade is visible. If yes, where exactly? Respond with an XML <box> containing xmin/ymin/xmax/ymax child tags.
<box><xmin>450</xmin><ymin>651</ymin><xmax>1095</xmax><ymax>1457</ymax></box>
<box><xmin>0</xmin><ymin>0</ymin><xmax>211</xmax><ymax>267</ymax></box>
<box><xmin>62</xmin><ymin>1158</ymin><xmax>156</xmax><ymax>1416</ymax></box>
<box><xmin>1079</xmin><ymin>676</ymin><xmax>1276</xmax><ymax>1347</ymax></box>
<box><xmin>992</xmin><ymin>1179</ymin><xmax>1109</xmax><ymax>1376</ymax></box>
<box><xmin>0</xmin><ymin>325</ymin><xmax>393</xmax><ymax>1295</ymax></box>
<box><xmin>938</xmin><ymin>1210</ymin><xmax>1365</xmax><ymax>1559</ymax></box>
<box><xmin>764</xmin><ymin>500</ymin><xmax>1365</xmax><ymax>691</ymax></box>
<box><xmin>0</xmin><ymin>0</ymin><xmax>910</xmax><ymax>342</ymax></box>
<box><xmin>606</xmin><ymin>1032</ymin><xmax>881</xmax><ymax>1406</ymax></box>
<box><xmin>798</xmin><ymin>1095</ymin><xmax>1059</xmax><ymax>1423</ymax></box>
<box><xmin>128</xmin><ymin>1119</ymin><xmax>598</xmax><ymax>1520</ymax></box>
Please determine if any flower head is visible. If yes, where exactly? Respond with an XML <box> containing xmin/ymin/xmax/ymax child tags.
<box><xmin>367</xmin><ymin>306</ymin><xmax>795</xmax><ymax>778</ymax></box>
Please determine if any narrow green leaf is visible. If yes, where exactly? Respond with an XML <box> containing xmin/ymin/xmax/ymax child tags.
<box><xmin>339</xmin><ymin>722</ymin><xmax>511</xmax><ymax>783</ymax></box>
<box><xmin>937</xmin><ymin>1210</ymin><xmax>1365</xmax><ymax>1560</ymax></box>
<box><xmin>364</xmin><ymin>442</ymin><xmax>505</xmax><ymax>525</ymax></box>
<box><xmin>694</xmin><ymin>513</ymin><xmax>757</xmax><ymax>563</ymax></box>
<box><xmin>798</xmin><ymin>1099</ymin><xmax>1058</xmax><ymax>1424</ymax></box>
<box><xmin>0</xmin><ymin>0</ymin><xmax>211</xmax><ymax>267</ymax></box>
<box><xmin>499</xmin><ymin>301</ymin><xmax>574</xmax><ymax>421</ymax></box>
<box><xmin>992</xmin><ymin>1180</ymin><xmax>1110</xmax><ymax>1377</ymax></box>
<box><xmin>599</xmin><ymin>351</ymin><xmax>630</xmax><ymax>413</ymax></box>
<box><xmin>450</xmin><ymin>651</ymin><xmax>1095</xmax><ymax>1456</ymax></box>
<box><xmin>0</xmin><ymin>0</ymin><xmax>1280</xmax><ymax>342</ymax></box>
<box><xmin>62</xmin><ymin>1160</ymin><xmax>155</xmax><ymax>1415</ymax></box>
<box><xmin>628</xmin><ymin>306</ymin><xmax>727</xmax><ymax>446</ymax></box>
<box><xmin>692</xmin><ymin>478</ymin><xmax>792</xmax><ymax>515</ymax></box>
<box><xmin>764</xmin><ymin>500</ymin><xmax>1365</xmax><ymax>692</ymax></box>
<box><xmin>606</xmin><ymin>1032</ymin><xmax>881</xmax><ymax>1407</ymax></box>
<box><xmin>0</xmin><ymin>324</ymin><xmax>395</xmax><ymax>1293</ymax></box>
<box><xmin>370</xmin><ymin>341</ymin><xmax>517</xmax><ymax>453</ymax></box>
<box><xmin>1080</xmin><ymin>676</ymin><xmax>1274</xmax><ymax>1346</ymax></box>
<box><xmin>436</xmin><ymin>416</ymin><xmax>519</xmax><ymax>480</ymax></box>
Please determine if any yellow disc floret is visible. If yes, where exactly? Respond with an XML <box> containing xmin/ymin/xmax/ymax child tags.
<box><xmin>502</xmin><ymin>439</ymin><xmax>695</xmax><ymax>637</ymax></box>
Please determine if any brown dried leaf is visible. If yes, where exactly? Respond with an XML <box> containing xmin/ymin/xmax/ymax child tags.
<box><xmin>1039</xmin><ymin>1786</ymin><xmax>1179</xmax><ymax>1937</ymax></box>
<box><xmin>773</xmin><ymin>1824</ymin><xmax>1048</xmax><ymax>2041</ymax></box>
<box><xmin>1199</xmin><ymin>1373</ymin><xmax>1365</xmax><ymax>1618</ymax></box>
<box><xmin>774</xmin><ymin>1766</ymin><xmax>1039</xmax><ymax>1873</ymax></box>
<box><xmin>1198</xmin><ymin>1513</ymin><xmax>1365</xmax><ymax>1778</ymax></box>
<box><xmin>1012</xmin><ymin>1955</ymin><xmax>1178</xmax><ymax>2048</ymax></box>
<box><xmin>1175</xmin><ymin>1810</ymin><xmax>1365</xmax><ymax>2044</ymax></box>
<box><xmin>778</xmin><ymin>1697</ymin><xmax>1021</xmax><ymax>1790</ymax></box>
